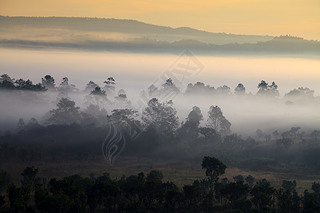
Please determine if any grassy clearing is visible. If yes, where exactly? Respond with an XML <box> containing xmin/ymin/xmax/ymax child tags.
<box><xmin>1</xmin><ymin>156</ymin><xmax>318</xmax><ymax>194</ymax></box>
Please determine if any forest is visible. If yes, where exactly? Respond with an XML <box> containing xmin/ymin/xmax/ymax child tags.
<box><xmin>0</xmin><ymin>158</ymin><xmax>319</xmax><ymax>212</ymax></box>
<box><xmin>0</xmin><ymin>73</ymin><xmax>320</xmax><ymax>212</ymax></box>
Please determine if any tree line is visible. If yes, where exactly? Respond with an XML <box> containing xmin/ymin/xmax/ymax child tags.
<box><xmin>1</xmin><ymin>83</ymin><xmax>320</xmax><ymax>171</ymax></box>
<box><xmin>1</xmin><ymin>74</ymin><xmax>318</xmax><ymax>103</ymax></box>
<box><xmin>1</xmin><ymin>156</ymin><xmax>320</xmax><ymax>212</ymax></box>
<box><xmin>1</xmin><ymin>73</ymin><xmax>320</xmax><ymax>185</ymax></box>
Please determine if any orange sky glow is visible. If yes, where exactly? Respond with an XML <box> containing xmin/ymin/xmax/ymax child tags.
<box><xmin>0</xmin><ymin>0</ymin><xmax>320</xmax><ymax>40</ymax></box>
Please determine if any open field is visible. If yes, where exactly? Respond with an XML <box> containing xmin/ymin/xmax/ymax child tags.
<box><xmin>1</xmin><ymin>156</ymin><xmax>319</xmax><ymax>194</ymax></box>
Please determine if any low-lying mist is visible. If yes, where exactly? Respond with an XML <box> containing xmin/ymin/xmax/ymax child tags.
<box><xmin>1</xmin><ymin>49</ymin><xmax>320</xmax><ymax>176</ymax></box>
<box><xmin>0</xmin><ymin>73</ymin><xmax>319</xmax><ymax>138</ymax></box>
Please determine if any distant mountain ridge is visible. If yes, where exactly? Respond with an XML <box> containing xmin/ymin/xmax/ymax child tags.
<box><xmin>0</xmin><ymin>15</ymin><xmax>319</xmax><ymax>56</ymax></box>
<box><xmin>0</xmin><ymin>15</ymin><xmax>273</xmax><ymax>44</ymax></box>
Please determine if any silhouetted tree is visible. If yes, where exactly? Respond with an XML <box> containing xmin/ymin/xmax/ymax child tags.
<box><xmin>86</xmin><ymin>86</ymin><xmax>111</xmax><ymax>107</ymax></box>
<box><xmin>185</xmin><ymin>82</ymin><xmax>215</xmax><ymax>95</ymax></box>
<box><xmin>82</xmin><ymin>104</ymin><xmax>108</xmax><ymax>127</ymax></box>
<box><xmin>0</xmin><ymin>74</ymin><xmax>14</xmax><ymax>83</ymax></box>
<box><xmin>257</xmin><ymin>80</ymin><xmax>279</xmax><ymax>97</ymax></box>
<box><xmin>90</xmin><ymin>86</ymin><xmax>106</xmax><ymax>96</ymax></box>
<box><xmin>282</xmin><ymin>180</ymin><xmax>297</xmax><ymax>193</ymax></box>
<box><xmin>199</xmin><ymin>127</ymin><xmax>220</xmax><ymax>140</ymax></box>
<box><xmin>207</xmin><ymin>105</ymin><xmax>231</xmax><ymax>136</ymax></box>
<box><xmin>276</xmin><ymin>188</ymin><xmax>300</xmax><ymax>213</ymax></box>
<box><xmin>245</xmin><ymin>175</ymin><xmax>255</xmax><ymax>189</ymax></box>
<box><xmin>183</xmin><ymin>184</ymin><xmax>201</xmax><ymax>207</ymax></box>
<box><xmin>216</xmin><ymin>85</ymin><xmax>231</xmax><ymax>95</ymax></box>
<box><xmin>224</xmin><ymin>181</ymin><xmax>250</xmax><ymax>204</ymax></box>
<box><xmin>85</xmin><ymin>81</ymin><xmax>99</xmax><ymax>93</ymax></box>
<box><xmin>235</xmin><ymin>83</ymin><xmax>246</xmax><ymax>95</ymax></box>
<box><xmin>251</xmin><ymin>179</ymin><xmax>275</xmax><ymax>211</ymax></box>
<box><xmin>276</xmin><ymin>138</ymin><xmax>294</xmax><ymax>149</ymax></box>
<box><xmin>48</xmin><ymin>97</ymin><xmax>82</xmax><ymax>125</ymax></box>
<box><xmin>233</xmin><ymin>175</ymin><xmax>245</xmax><ymax>183</ymax></box>
<box><xmin>179</xmin><ymin>106</ymin><xmax>203</xmax><ymax>139</ymax></box>
<box><xmin>202</xmin><ymin>156</ymin><xmax>227</xmax><ymax>192</ymax></box>
<box><xmin>160</xmin><ymin>78</ymin><xmax>180</xmax><ymax>98</ymax></box>
<box><xmin>114</xmin><ymin>89</ymin><xmax>131</xmax><ymax>109</ymax></box>
<box><xmin>142</xmin><ymin>98</ymin><xmax>179</xmax><ymax>137</ymax></box>
<box><xmin>7</xmin><ymin>184</ymin><xmax>25</xmax><ymax>211</ymax></box>
<box><xmin>26</xmin><ymin>118</ymin><xmax>42</xmax><ymax>130</ymax></box>
<box><xmin>147</xmin><ymin>84</ymin><xmax>159</xmax><ymax>98</ymax></box>
<box><xmin>15</xmin><ymin>78</ymin><xmax>46</xmax><ymax>91</ymax></box>
<box><xmin>256</xmin><ymin>129</ymin><xmax>265</xmax><ymax>139</ymax></box>
<box><xmin>104</xmin><ymin>77</ymin><xmax>116</xmax><ymax>96</ymax></box>
<box><xmin>273</xmin><ymin>130</ymin><xmax>280</xmax><ymax>139</ymax></box>
<box><xmin>58</xmin><ymin>77</ymin><xmax>78</xmax><ymax>93</ymax></box>
<box><xmin>146</xmin><ymin>170</ymin><xmax>163</xmax><ymax>184</ymax></box>
<box><xmin>289</xmin><ymin>127</ymin><xmax>301</xmax><ymax>138</ymax></box>
<box><xmin>285</xmin><ymin>87</ymin><xmax>314</xmax><ymax>102</ymax></box>
<box><xmin>0</xmin><ymin>74</ymin><xmax>15</xmax><ymax>89</ymax></box>
<box><xmin>303</xmin><ymin>182</ymin><xmax>320</xmax><ymax>213</ymax></box>
<box><xmin>41</xmin><ymin>75</ymin><xmax>55</xmax><ymax>90</ymax></box>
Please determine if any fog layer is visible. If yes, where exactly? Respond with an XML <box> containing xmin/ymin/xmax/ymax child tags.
<box><xmin>0</xmin><ymin>48</ymin><xmax>319</xmax><ymax>136</ymax></box>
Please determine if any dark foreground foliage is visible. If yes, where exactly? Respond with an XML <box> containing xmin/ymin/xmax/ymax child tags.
<box><xmin>1</xmin><ymin>157</ymin><xmax>320</xmax><ymax>213</ymax></box>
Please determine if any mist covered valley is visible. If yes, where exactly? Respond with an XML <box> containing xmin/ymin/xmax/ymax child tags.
<box><xmin>2</xmin><ymin>0</ymin><xmax>320</xmax><ymax>209</ymax></box>
<box><xmin>1</xmin><ymin>48</ymin><xmax>320</xmax><ymax>135</ymax></box>
<box><xmin>1</xmin><ymin>44</ymin><xmax>320</xmax><ymax>213</ymax></box>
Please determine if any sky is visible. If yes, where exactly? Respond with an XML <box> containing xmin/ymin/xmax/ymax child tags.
<box><xmin>0</xmin><ymin>0</ymin><xmax>320</xmax><ymax>40</ymax></box>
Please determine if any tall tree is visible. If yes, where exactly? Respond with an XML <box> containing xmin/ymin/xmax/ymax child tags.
<box><xmin>216</xmin><ymin>85</ymin><xmax>231</xmax><ymax>95</ymax></box>
<box><xmin>185</xmin><ymin>82</ymin><xmax>215</xmax><ymax>95</ymax></box>
<box><xmin>48</xmin><ymin>97</ymin><xmax>82</xmax><ymax>125</ymax></box>
<box><xmin>114</xmin><ymin>89</ymin><xmax>131</xmax><ymax>109</ymax></box>
<box><xmin>109</xmin><ymin>109</ymin><xmax>140</xmax><ymax>131</ymax></box>
<box><xmin>42</xmin><ymin>75</ymin><xmax>56</xmax><ymax>91</ymax></box>
<box><xmin>82</xmin><ymin>104</ymin><xmax>108</xmax><ymax>127</ymax></box>
<box><xmin>207</xmin><ymin>105</ymin><xmax>231</xmax><ymax>136</ymax></box>
<box><xmin>234</xmin><ymin>83</ymin><xmax>246</xmax><ymax>95</ymax></box>
<box><xmin>285</xmin><ymin>87</ymin><xmax>314</xmax><ymax>102</ymax></box>
<box><xmin>85</xmin><ymin>81</ymin><xmax>99</xmax><ymax>92</ymax></box>
<box><xmin>257</xmin><ymin>80</ymin><xmax>279</xmax><ymax>97</ymax></box>
<box><xmin>179</xmin><ymin>106</ymin><xmax>203</xmax><ymax>139</ymax></box>
<box><xmin>85</xmin><ymin>86</ymin><xmax>111</xmax><ymax>108</ymax></box>
<box><xmin>251</xmin><ymin>179</ymin><xmax>275</xmax><ymax>210</ymax></box>
<box><xmin>14</xmin><ymin>79</ymin><xmax>46</xmax><ymax>91</ymax></box>
<box><xmin>104</xmin><ymin>77</ymin><xmax>116</xmax><ymax>96</ymax></box>
<box><xmin>202</xmin><ymin>156</ymin><xmax>227</xmax><ymax>192</ymax></box>
<box><xmin>142</xmin><ymin>98</ymin><xmax>179</xmax><ymax>137</ymax></box>
<box><xmin>90</xmin><ymin>86</ymin><xmax>106</xmax><ymax>96</ymax></box>
<box><xmin>160</xmin><ymin>78</ymin><xmax>180</xmax><ymax>99</ymax></box>
<box><xmin>58</xmin><ymin>77</ymin><xmax>78</xmax><ymax>93</ymax></box>
<box><xmin>0</xmin><ymin>74</ymin><xmax>15</xmax><ymax>89</ymax></box>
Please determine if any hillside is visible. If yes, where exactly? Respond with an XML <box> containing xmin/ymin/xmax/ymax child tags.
<box><xmin>0</xmin><ymin>16</ymin><xmax>272</xmax><ymax>44</ymax></box>
<box><xmin>0</xmin><ymin>16</ymin><xmax>319</xmax><ymax>56</ymax></box>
